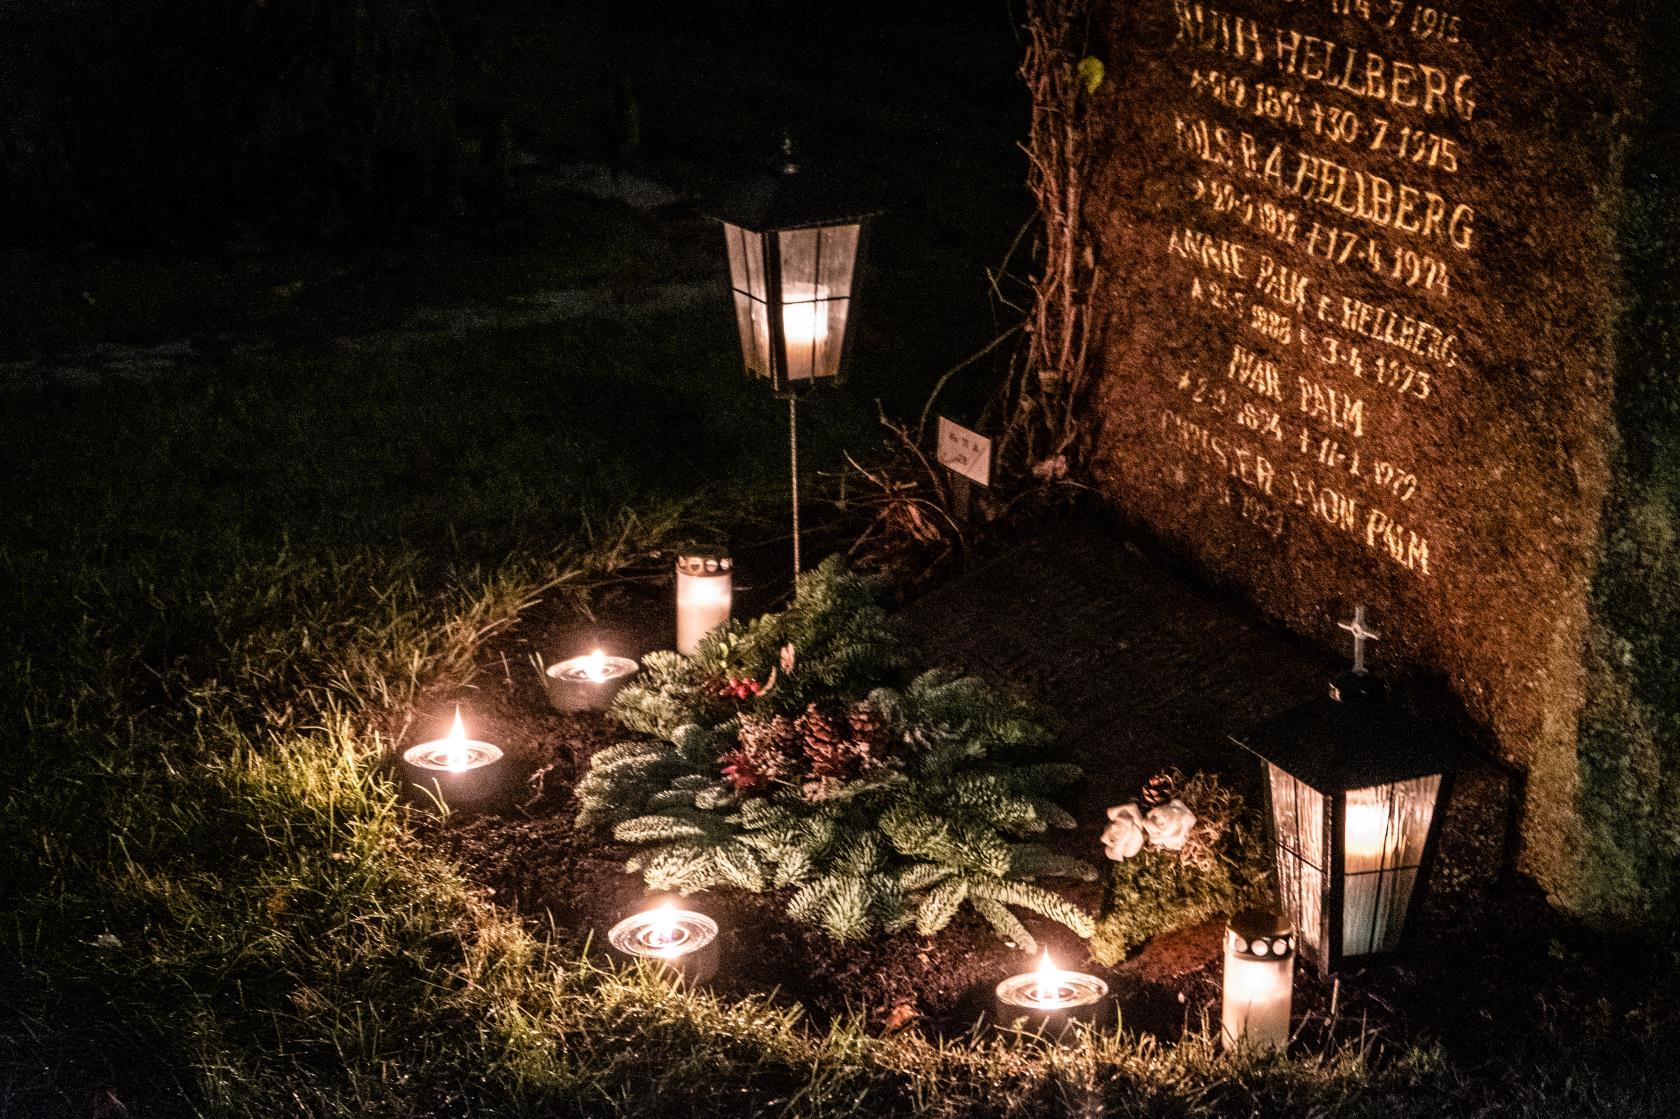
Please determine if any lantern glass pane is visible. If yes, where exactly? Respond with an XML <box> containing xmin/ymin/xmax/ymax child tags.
<box><xmin>1341</xmin><ymin>775</ymin><xmax>1441</xmax><ymax>957</ymax></box>
<box><xmin>724</xmin><ymin>224</ymin><xmax>772</xmax><ymax>377</ymax></box>
<box><xmin>776</xmin><ymin>224</ymin><xmax>858</xmax><ymax>382</ymax></box>
<box><xmin>1267</xmin><ymin>763</ymin><xmax>1327</xmax><ymax>960</ymax></box>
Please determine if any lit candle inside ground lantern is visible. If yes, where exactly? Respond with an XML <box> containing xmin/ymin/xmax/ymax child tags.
<box><xmin>1344</xmin><ymin>801</ymin><xmax>1395</xmax><ymax>862</ymax></box>
<box><xmin>675</xmin><ymin>552</ymin><xmax>732</xmax><ymax>656</ymax></box>
<box><xmin>779</xmin><ymin>283</ymin><xmax>831</xmax><ymax>354</ymax></box>
<box><xmin>398</xmin><ymin>707</ymin><xmax>508</xmax><ymax>813</ymax></box>
<box><xmin>544</xmin><ymin>648</ymin><xmax>639</xmax><ymax>713</ymax></box>
<box><xmin>1342</xmin><ymin>793</ymin><xmax>1399</xmax><ymax>954</ymax></box>
<box><xmin>1221</xmin><ymin>910</ymin><xmax>1294</xmax><ymax>1052</ymax></box>
<box><xmin>606</xmin><ymin>901</ymin><xmax>720</xmax><ymax>984</ymax></box>
<box><xmin>993</xmin><ymin>949</ymin><xmax>1109</xmax><ymax>1036</ymax></box>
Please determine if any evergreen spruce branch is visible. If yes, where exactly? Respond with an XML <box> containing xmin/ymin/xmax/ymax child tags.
<box><xmin>818</xmin><ymin>876</ymin><xmax>874</xmax><ymax>940</ymax></box>
<box><xmin>969</xmin><ymin>897</ymin><xmax>1038</xmax><ymax>953</ymax></box>
<box><xmin>879</xmin><ymin>803</ymin><xmax>943</xmax><ymax>853</ymax></box>
<box><xmin>832</xmin><ymin>829</ymin><xmax>884</xmax><ymax>875</ymax></box>
<box><xmin>866</xmin><ymin>873</ymin><xmax>909</xmax><ymax>932</ymax></box>
<box><xmin>694</xmin><ymin>784</ymin><xmax>738</xmax><ymax>810</ymax></box>
<box><xmin>947</xmin><ymin>822</ymin><xmax>1014</xmax><ymax>877</ymax></box>
<box><xmin>1026</xmin><ymin>796</ymin><xmax>1079</xmax><ymax>830</ymax></box>
<box><xmin>1007</xmin><ymin>845</ymin><xmax>1098</xmax><ymax>882</ymax></box>
<box><xmin>637</xmin><ymin>844</ymin><xmax>723</xmax><ymax>892</ymax></box>
<box><xmin>613</xmin><ymin>813</ymin><xmax>718</xmax><ymax>845</ymax></box>
<box><xmin>609</xmin><ymin>651</ymin><xmax>700</xmax><ymax>737</ymax></box>
<box><xmin>771</xmin><ymin>847</ymin><xmax>815</xmax><ymax>887</ymax></box>
<box><xmin>787</xmin><ymin>877</ymin><xmax>837</xmax><ymax>925</ymax></box>
<box><xmin>969</xmin><ymin>877</ymin><xmax>1095</xmax><ymax>938</ymax></box>
<box><xmin>898</xmin><ymin>861</ymin><xmax>956</xmax><ymax>892</ymax></box>
<box><xmin>672</xmin><ymin>722</ymin><xmax>730</xmax><ymax>765</ymax></box>
<box><xmin>953</xmin><ymin>772</ymin><xmax>1044</xmax><ymax>833</ymax></box>
<box><xmin>915</xmin><ymin>879</ymin><xmax>970</xmax><ymax>934</ymax></box>
<box><xmin>647</xmin><ymin>788</ymin><xmax>700</xmax><ymax>812</ymax></box>
<box><xmin>1016</xmin><ymin>762</ymin><xmax>1084</xmax><ymax>789</ymax></box>
<box><xmin>713</xmin><ymin>842</ymin><xmax>767</xmax><ymax>891</ymax></box>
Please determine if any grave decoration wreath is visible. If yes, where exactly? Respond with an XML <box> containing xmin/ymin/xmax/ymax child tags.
<box><xmin>576</xmin><ymin>557</ymin><xmax>1096</xmax><ymax>950</ymax></box>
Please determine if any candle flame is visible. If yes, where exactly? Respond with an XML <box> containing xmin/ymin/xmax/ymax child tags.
<box><xmin>1031</xmin><ymin>947</ymin><xmax>1060</xmax><ymax>1003</ymax></box>
<box><xmin>1344</xmin><ymin>802</ymin><xmax>1393</xmax><ymax>862</ymax></box>
<box><xmin>584</xmin><ymin>648</ymin><xmax>608</xmax><ymax>682</ymax></box>
<box><xmin>646</xmin><ymin>902</ymin><xmax>682</xmax><ymax>953</ymax></box>
<box><xmin>443</xmin><ymin>706</ymin><xmax>469</xmax><ymax>772</ymax></box>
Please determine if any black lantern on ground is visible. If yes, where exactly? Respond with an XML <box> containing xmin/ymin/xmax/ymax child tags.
<box><xmin>702</xmin><ymin>140</ymin><xmax>880</xmax><ymax>576</ymax></box>
<box><xmin>1232</xmin><ymin>609</ymin><xmax>1457</xmax><ymax>973</ymax></box>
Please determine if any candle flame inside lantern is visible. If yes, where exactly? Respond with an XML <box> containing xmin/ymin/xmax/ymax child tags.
<box><xmin>1344</xmin><ymin>801</ymin><xmax>1393</xmax><ymax>863</ymax></box>
<box><xmin>584</xmin><ymin>649</ymin><xmax>609</xmax><ymax>683</ymax></box>
<box><xmin>780</xmin><ymin>286</ymin><xmax>831</xmax><ymax>347</ymax></box>
<box><xmin>443</xmin><ymin>707</ymin><xmax>469</xmax><ymax>773</ymax></box>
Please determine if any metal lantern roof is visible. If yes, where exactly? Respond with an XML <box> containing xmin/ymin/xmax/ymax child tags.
<box><xmin>1231</xmin><ymin>681</ymin><xmax>1462</xmax><ymax>794</ymax></box>
<box><xmin>701</xmin><ymin>153</ymin><xmax>886</xmax><ymax>233</ymax></box>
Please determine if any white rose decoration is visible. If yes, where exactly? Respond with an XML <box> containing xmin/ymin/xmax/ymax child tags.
<box><xmin>1143</xmin><ymin>798</ymin><xmax>1196</xmax><ymax>851</ymax></box>
<box><xmin>1101</xmin><ymin>803</ymin><xmax>1147</xmax><ymax>860</ymax></box>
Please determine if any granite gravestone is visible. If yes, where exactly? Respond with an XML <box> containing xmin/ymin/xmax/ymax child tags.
<box><xmin>1078</xmin><ymin>0</ymin><xmax>1678</xmax><ymax>914</ymax></box>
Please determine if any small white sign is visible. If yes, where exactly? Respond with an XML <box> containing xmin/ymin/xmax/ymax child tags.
<box><xmin>937</xmin><ymin>416</ymin><xmax>992</xmax><ymax>488</ymax></box>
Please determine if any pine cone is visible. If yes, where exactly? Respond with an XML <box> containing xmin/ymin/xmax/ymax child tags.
<box><xmin>799</xmin><ymin>703</ymin><xmax>882</xmax><ymax>799</ymax></box>
<box><xmin>720</xmin><ymin>714</ymin><xmax>796</xmax><ymax>793</ymax></box>
<box><xmin>846</xmin><ymin>700</ymin><xmax>892</xmax><ymax>758</ymax></box>
<box><xmin>738</xmin><ymin>713</ymin><xmax>797</xmax><ymax>755</ymax></box>
<box><xmin>795</xmin><ymin>704</ymin><xmax>844</xmax><ymax>759</ymax></box>
<box><xmin>1139</xmin><ymin>771</ymin><xmax>1178</xmax><ymax>809</ymax></box>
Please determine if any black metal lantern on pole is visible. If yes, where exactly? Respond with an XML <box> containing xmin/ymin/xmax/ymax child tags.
<box><xmin>702</xmin><ymin>139</ymin><xmax>879</xmax><ymax>578</ymax></box>
<box><xmin>1232</xmin><ymin>608</ymin><xmax>1458</xmax><ymax>973</ymax></box>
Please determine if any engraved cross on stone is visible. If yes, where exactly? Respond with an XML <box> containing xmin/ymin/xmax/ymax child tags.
<box><xmin>1338</xmin><ymin>605</ymin><xmax>1380</xmax><ymax>676</ymax></box>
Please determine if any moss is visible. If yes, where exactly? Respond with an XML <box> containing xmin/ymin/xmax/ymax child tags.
<box><xmin>1576</xmin><ymin>9</ymin><xmax>1680</xmax><ymax>919</ymax></box>
<box><xmin>1090</xmin><ymin>772</ymin><xmax>1272</xmax><ymax>966</ymax></box>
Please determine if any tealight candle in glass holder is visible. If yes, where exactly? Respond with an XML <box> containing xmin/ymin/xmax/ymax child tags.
<box><xmin>606</xmin><ymin>901</ymin><xmax>720</xmax><ymax>984</ymax></box>
<box><xmin>398</xmin><ymin>707</ymin><xmax>509</xmax><ymax>813</ymax></box>
<box><xmin>993</xmin><ymin>949</ymin><xmax>1109</xmax><ymax>1036</ymax></box>
<box><xmin>544</xmin><ymin>648</ymin><xmax>639</xmax><ymax>713</ymax></box>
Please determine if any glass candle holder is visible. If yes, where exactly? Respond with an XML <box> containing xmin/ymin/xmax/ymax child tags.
<box><xmin>1221</xmin><ymin>910</ymin><xmax>1295</xmax><ymax>1052</ymax></box>
<box><xmin>993</xmin><ymin>950</ymin><xmax>1109</xmax><ymax>1036</ymax></box>
<box><xmin>675</xmin><ymin>552</ymin><xmax>732</xmax><ymax>656</ymax></box>
<box><xmin>399</xmin><ymin>708</ymin><xmax>508</xmax><ymax>813</ymax></box>
<box><xmin>544</xmin><ymin>649</ymin><xmax>639</xmax><ymax>713</ymax></box>
<box><xmin>606</xmin><ymin>902</ymin><xmax>720</xmax><ymax>985</ymax></box>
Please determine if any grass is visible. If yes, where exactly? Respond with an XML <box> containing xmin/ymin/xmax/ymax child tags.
<box><xmin>4</xmin><ymin>297</ymin><xmax>1676</xmax><ymax>1117</ymax></box>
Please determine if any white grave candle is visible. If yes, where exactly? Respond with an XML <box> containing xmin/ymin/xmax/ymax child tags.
<box><xmin>675</xmin><ymin>552</ymin><xmax>732</xmax><ymax>656</ymax></box>
<box><xmin>1221</xmin><ymin>911</ymin><xmax>1295</xmax><ymax>1052</ymax></box>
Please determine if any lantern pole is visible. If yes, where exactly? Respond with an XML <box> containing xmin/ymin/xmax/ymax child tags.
<box><xmin>788</xmin><ymin>392</ymin><xmax>801</xmax><ymax>579</ymax></box>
